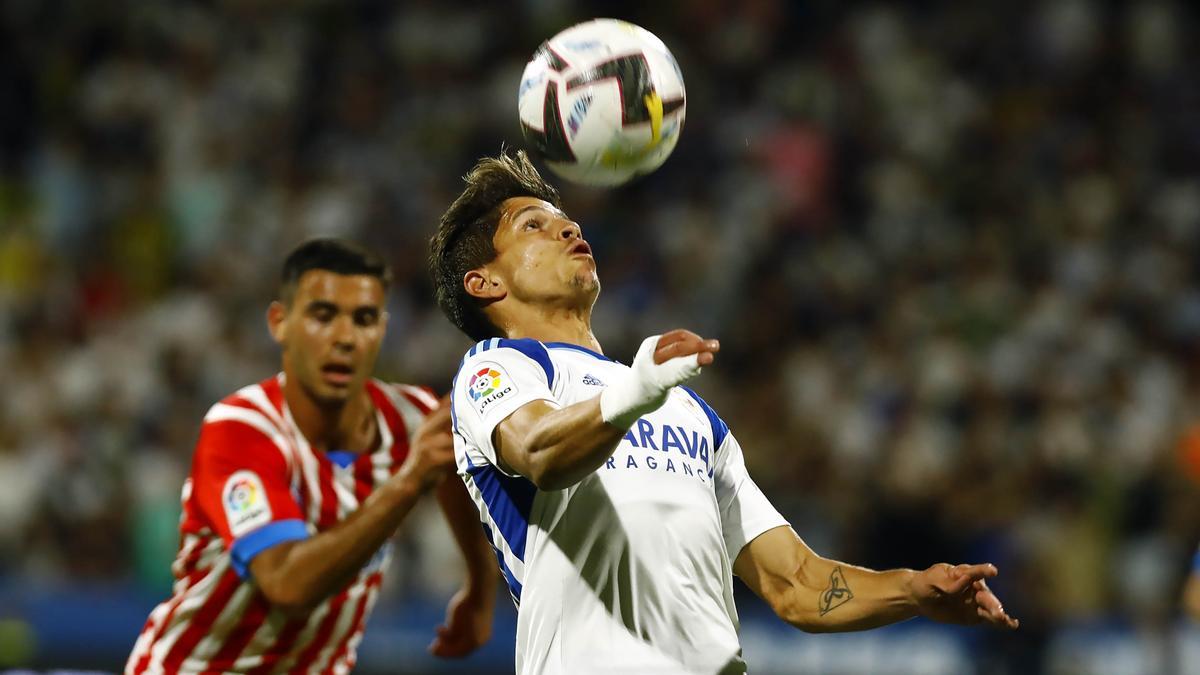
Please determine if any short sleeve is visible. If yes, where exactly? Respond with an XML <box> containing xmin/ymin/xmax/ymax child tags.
<box><xmin>452</xmin><ymin>338</ymin><xmax>559</xmax><ymax>470</ymax></box>
<box><xmin>191</xmin><ymin>411</ymin><xmax>309</xmax><ymax>578</ymax></box>
<box><xmin>713</xmin><ymin>432</ymin><xmax>789</xmax><ymax>563</ymax></box>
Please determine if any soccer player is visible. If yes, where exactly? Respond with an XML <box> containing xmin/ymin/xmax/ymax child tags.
<box><xmin>429</xmin><ymin>151</ymin><xmax>1019</xmax><ymax>674</ymax></box>
<box><xmin>127</xmin><ymin>239</ymin><xmax>497</xmax><ymax>673</ymax></box>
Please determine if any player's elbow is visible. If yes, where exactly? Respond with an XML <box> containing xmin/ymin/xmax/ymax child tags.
<box><xmin>521</xmin><ymin>446</ymin><xmax>583</xmax><ymax>491</ymax></box>
<box><xmin>257</xmin><ymin>576</ymin><xmax>321</xmax><ymax>615</ymax></box>
<box><xmin>764</xmin><ymin>560</ymin><xmax>830</xmax><ymax>632</ymax></box>
<box><xmin>525</xmin><ymin>463</ymin><xmax>574</xmax><ymax>491</ymax></box>
<box><xmin>768</xmin><ymin>586</ymin><xmax>826</xmax><ymax>633</ymax></box>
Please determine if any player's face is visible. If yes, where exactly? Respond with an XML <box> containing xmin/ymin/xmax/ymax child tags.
<box><xmin>271</xmin><ymin>270</ymin><xmax>388</xmax><ymax>406</ymax></box>
<box><xmin>488</xmin><ymin>196</ymin><xmax>599</xmax><ymax>307</ymax></box>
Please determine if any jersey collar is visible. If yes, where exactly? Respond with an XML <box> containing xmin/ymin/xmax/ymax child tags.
<box><xmin>543</xmin><ymin>341</ymin><xmax>615</xmax><ymax>362</ymax></box>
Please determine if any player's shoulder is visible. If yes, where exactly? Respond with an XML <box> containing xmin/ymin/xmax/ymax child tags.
<box><xmin>367</xmin><ymin>379</ymin><xmax>440</xmax><ymax>417</ymax></box>
<box><xmin>678</xmin><ymin>386</ymin><xmax>730</xmax><ymax>449</ymax></box>
<box><xmin>456</xmin><ymin>337</ymin><xmax>558</xmax><ymax>385</ymax></box>
<box><xmin>193</xmin><ymin>375</ymin><xmax>293</xmax><ymax>464</ymax></box>
<box><xmin>202</xmin><ymin>374</ymin><xmax>286</xmax><ymax>430</ymax></box>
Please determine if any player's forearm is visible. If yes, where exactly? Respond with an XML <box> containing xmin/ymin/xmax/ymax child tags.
<box><xmin>511</xmin><ymin>397</ymin><xmax>626</xmax><ymax>490</ymax></box>
<box><xmin>437</xmin><ymin>476</ymin><xmax>499</xmax><ymax>593</ymax></box>
<box><xmin>252</xmin><ymin>468</ymin><xmax>427</xmax><ymax>612</ymax></box>
<box><xmin>775</xmin><ymin>556</ymin><xmax>918</xmax><ymax>633</ymax></box>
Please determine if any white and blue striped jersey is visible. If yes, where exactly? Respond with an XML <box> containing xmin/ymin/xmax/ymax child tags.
<box><xmin>451</xmin><ymin>338</ymin><xmax>788</xmax><ymax>674</ymax></box>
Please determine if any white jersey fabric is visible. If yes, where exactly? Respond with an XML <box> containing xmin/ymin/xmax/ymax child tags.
<box><xmin>451</xmin><ymin>338</ymin><xmax>788</xmax><ymax>674</ymax></box>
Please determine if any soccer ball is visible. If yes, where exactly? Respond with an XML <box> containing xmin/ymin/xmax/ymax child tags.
<box><xmin>518</xmin><ymin>19</ymin><xmax>686</xmax><ymax>187</ymax></box>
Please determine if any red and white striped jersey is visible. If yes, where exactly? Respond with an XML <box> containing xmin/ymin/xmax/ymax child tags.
<box><xmin>127</xmin><ymin>374</ymin><xmax>438</xmax><ymax>674</ymax></box>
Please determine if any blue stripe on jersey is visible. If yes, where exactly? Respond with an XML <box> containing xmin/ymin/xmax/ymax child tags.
<box><xmin>1193</xmin><ymin>549</ymin><xmax>1200</xmax><ymax>572</ymax></box>
<box><xmin>680</xmin><ymin>386</ymin><xmax>730</xmax><ymax>450</ymax></box>
<box><xmin>497</xmin><ymin>338</ymin><xmax>556</xmax><ymax>387</ymax></box>
<box><xmin>477</xmin><ymin>519</ymin><xmax>525</xmax><ymax>607</ymax></box>
<box><xmin>465</xmin><ymin>464</ymin><xmax>536</xmax><ymax>559</ymax></box>
<box><xmin>544</xmin><ymin>341</ymin><xmax>614</xmax><ymax>362</ymax></box>
<box><xmin>456</xmin><ymin>339</ymin><xmax>555</xmax><ymax>388</ymax></box>
<box><xmin>464</xmin><ymin>464</ymin><xmax>536</xmax><ymax>603</ymax></box>
<box><xmin>230</xmin><ymin>519</ymin><xmax>309</xmax><ymax>579</ymax></box>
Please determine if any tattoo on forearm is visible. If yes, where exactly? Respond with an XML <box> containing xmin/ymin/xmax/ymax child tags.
<box><xmin>819</xmin><ymin>566</ymin><xmax>854</xmax><ymax>616</ymax></box>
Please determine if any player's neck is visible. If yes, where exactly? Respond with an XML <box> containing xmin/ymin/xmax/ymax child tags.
<box><xmin>502</xmin><ymin>306</ymin><xmax>602</xmax><ymax>354</ymax></box>
<box><xmin>283</xmin><ymin>378</ymin><xmax>375</xmax><ymax>453</ymax></box>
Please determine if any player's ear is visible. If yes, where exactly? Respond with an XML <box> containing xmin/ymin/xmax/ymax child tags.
<box><xmin>464</xmin><ymin>268</ymin><xmax>505</xmax><ymax>301</ymax></box>
<box><xmin>266</xmin><ymin>301</ymin><xmax>288</xmax><ymax>344</ymax></box>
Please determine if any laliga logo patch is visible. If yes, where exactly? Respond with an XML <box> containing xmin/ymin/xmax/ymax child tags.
<box><xmin>226</xmin><ymin>477</ymin><xmax>259</xmax><ymax>512</ymax></box>
<box><xmin>468</xmin><ymin>367</ymin><xmax>502</xmax><ymax>401</ymax></box>
<box><xmin>468</xmin><ymin>362</ymin><xmax>516</xmax><ymax>415</ymax></box>
<box><xmin>223</xmin><ymin>470</ymin><xmax>272</xmax><ymax>537</ymax></box>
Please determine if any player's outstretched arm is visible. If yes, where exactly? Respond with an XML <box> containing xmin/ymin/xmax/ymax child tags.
<box><xmin>250</xmin><ymin>401</ymin><xmax>456</xmax><ymax>614</ymax></box>
<box><xmin>733</xmin><ymin>525</ymin><xmax>1019</xmax><ymax>633</ymax></box>
<box><xmin>427</xmin><ymin>474</ymin><xmax>498</xmax><ymax>657</ymax></box>
<box><xmin>494</xmin><ymin>330</ymin><xmax>718</xmax><ymax>490</ymax></box>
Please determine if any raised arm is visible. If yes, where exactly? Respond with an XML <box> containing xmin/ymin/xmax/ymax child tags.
<box><xmin>493</xmin><ymin>330</ymin><xmax>719</xmax><ymax>490</ymax></box>
<box><xmin>250</xmin><ymin>403</ymin><xmax>455</xmax><ymax>613</ymax></box>
<box><xmin>733</xmin><ymin>525</ymin><xmax>1019</xmax><ymax>632</ymax></box>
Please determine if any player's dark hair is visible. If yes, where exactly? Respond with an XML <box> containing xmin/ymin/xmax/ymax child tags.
<box><xmin>279</xmin><ymin>238</ymin><xmax>392</xmax><ymax>305</ymax></box>
<box><xmin>429</xmin><ymin>149</ymin><xmax>561</xmax><ymax>341</ymax></box>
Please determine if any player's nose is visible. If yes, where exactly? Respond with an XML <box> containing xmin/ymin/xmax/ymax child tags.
<box><xmin>331</xmin><ymin>315</ymin><xmax>357</xmax><ymax>349</ymax></box>
<box><xmin>558</xmin><ymin>221</ymin><xmax>582</xmax><ymax>241</ymax></box>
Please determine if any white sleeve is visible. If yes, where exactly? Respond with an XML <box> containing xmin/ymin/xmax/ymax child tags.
<box><xmin>451</xmin><ymin>338</ymin><xmax>560</xmax><ymax>472</ymax></box>
<box><xmin>714</xmin><ymin>432</ymin><xmax>789</xmax><ymax>563</ymax></box>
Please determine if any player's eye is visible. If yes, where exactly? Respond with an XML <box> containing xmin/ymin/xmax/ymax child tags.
<box><xmin>354</xmin><ymin>309</ymin><xmax>379</xmax><ymax>326</ymax></box>
<box><xmin>310</xmin><ymin>306</ymin><xmax>335</xmax><ymax>322</ymax></box>
<box><xmin>524</xmin><ymin>219</ymin><xmax>542</xmax><ymax>230</ymax></box>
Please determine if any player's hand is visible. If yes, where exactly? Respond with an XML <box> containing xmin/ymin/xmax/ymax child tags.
<box><xmin>404</xmin><ymin>395</ymin><xmax>455</xmax><ymax>489</ymax></box>
<box><xmin>600</xmin><ymin>330</ymin><xmax>719</xmax><ymax>428</ymax></box>
<box><xmin>653</xmin><ymin>329</ymin><xmax>720</xmax><ymax>367</ymax></box>
<box><xmin>429</xmin><ymin>584</ymin><xmax>495</xmax><ymax>658</ymax></box>
<box><xmin>910</xmin><ymin>563</ymin><xmax>1019</xmax><ymax>629</ymax></box>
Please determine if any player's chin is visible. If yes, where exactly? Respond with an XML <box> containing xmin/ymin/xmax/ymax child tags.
<box><xmin>569</xmin><ymin>268</ymin><xmax>600</xmax><ymax>292</ymax></box>
<box><xmin>312</xmin><ymin>379</ymin><xmax>356</xmax><ymax>405</ymax></box>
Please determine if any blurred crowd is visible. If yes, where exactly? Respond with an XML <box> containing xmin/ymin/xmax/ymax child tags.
<box><xmin>2</xmin><ymin>0</ymin><xmax>1200</xmax><ymax>670</ymax></box>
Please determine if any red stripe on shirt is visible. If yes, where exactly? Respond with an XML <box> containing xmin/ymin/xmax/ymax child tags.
<box><xmin>316</xmin><ymin>458</ymin><xmax>339</xmax><ymax>528</ymax></box>
<box><xmin>129</xmin><ymin>565</ymin><xmax>210</xmax><ymax>674</ymax></box>
<box><xmin>326</xmin><ymin>572</ymin><xmax>383</xmax><ymax>670</ymax></box>
<box><xmin>367</xmin><ymin>382</ymin><xmax>411</xmax><ymax>479</ymax></box>
<box><xmin>291</xmin><ymin>587</ymin><xmax>352</xmax><ymax>671</ymax></box>
<box><xmin>160</xmin><ymin>568</ymin><xmax>243</xmax><ymax>671</ymax></box>
<box><xmin>205</xmin><ymin>591</ymin><xmax>272</xmax><ymax>669</ymax></box>
<box><xmin>261</xmin><ymin>376</ymin><xmax>286</xmax><ymax>416</ymax></box>
<box><xmin>244</xmin><ymin>616</ymin><xmax>306</xmax><ymax>675</ymax></box>
<box><xmin>353</xmin><ymin>453</ymin><xmax>374</xmax><ymax>503</ymax></box>
<box><xmin>400</xmin><ymin>385</ymin><xmax>438</xmax><ymax>415</ymax></box>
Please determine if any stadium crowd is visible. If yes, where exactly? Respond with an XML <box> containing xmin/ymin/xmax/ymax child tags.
<box><xmin>2</xmin><ymin>0</ymin><xmax>1199</xmax><ymax>671</ymax></box>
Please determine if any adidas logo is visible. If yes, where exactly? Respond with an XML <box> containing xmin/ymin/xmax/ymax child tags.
<box><xmin>581</xmin><ymin>374</ymin><xmax>605</xmax><ymax>386</ymax></box>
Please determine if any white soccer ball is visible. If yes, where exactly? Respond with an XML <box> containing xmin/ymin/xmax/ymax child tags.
<box><xmin>518</xmin><ymin>19</ymin><xmax>687</xmax><ymax>187</ymax></box>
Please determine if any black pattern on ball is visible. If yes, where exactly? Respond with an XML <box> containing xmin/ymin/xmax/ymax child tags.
<box><xmin>520</xmin><ymin>80</ymin><xmax>575</xmax><ymax>163</ymax></box>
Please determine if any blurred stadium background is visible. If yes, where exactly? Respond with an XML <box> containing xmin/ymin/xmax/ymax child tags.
<box><xmin>3</xmin><ymin>0</ymin><xmax>1200</xmax><ymax>673</ymax></box>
